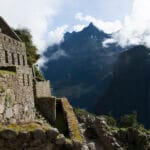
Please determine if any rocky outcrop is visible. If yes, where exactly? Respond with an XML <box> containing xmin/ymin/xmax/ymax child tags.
<box><xmin>78</xmin><ymin>114</ymin><xmax>122</xmax><ymax>150</ymax></box>
<box><xmin>114</xmin><ymin>127</ymin><xmax>150</xmax><ymax>149</ymax></box>
<box><xmin>76</xmin><ymin>111</ymin><xmax>150</xmax><ymax>150</ymax></box>
<box><xmin>0</xmin><ymin>123</ymin><xmax>87</xmax><ymax>150</ymax></box>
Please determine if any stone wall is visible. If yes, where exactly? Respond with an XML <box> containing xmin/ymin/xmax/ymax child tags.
<box><xmin>0</xmin><ymin>32</ymin><xmax>27</xmax><ymax>67</ymax></box>
<box><xmin>0</xmin><ymin>123</ymin><xmax>86</xmax><ymax>150</ymax></box>
<box><xmin>60</xmin><ymin>98</ymin><xmax>84</xmax><ymax>142</ymax></box>
<box><xmin>0</xmin><ymin>66</ymin><xmax>35</xmax><ymax>123</ymax></box>
<box><xmin>77</xmin><ymin>114</ymin><xmax>122</xmax><ymax>150</ymax></box>
<box><xmin>35</xmin><ymin>80</ymin><xmax>51</xmax><ymax>98</ymax></box>
<box><xmin>0</xmin><ymin>24</ymin><xmax>36</xmax><ymax>123</ymax></box>
<box><xmin>35</xmin><ymin>97</ymin><xmax>56</xmax><ymax>124</ymax></box>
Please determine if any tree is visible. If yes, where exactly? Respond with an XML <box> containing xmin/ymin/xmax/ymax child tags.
<box><xmin>14</xmin><ymin>29</ymin><xmax>39</xmax><ymax>66</ymax></box>
<box><xmin>15</xmin><ymin>29</ymin><xmax>44</xmax><ymax>80</ymax></box>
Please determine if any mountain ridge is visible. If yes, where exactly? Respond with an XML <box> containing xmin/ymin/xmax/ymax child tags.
<box><xmin>96</xmin><ymin>45</ymin><xmax>150</xmax><ymax>128</ymax></box>
<box><xmin>42</xmin><ymin>23</ymin><xmax>123</xmax><ymax>111</ymax></box>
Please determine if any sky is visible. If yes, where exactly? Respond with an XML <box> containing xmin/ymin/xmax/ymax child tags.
<box><xmin>1</xmin><ymin>0</ymin><xmax>150</xmax><ymax>67</ymax></box>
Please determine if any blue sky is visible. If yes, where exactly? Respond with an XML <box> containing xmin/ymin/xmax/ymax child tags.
<box><xmin>50</xmin><ymin>0</ymin><xmax>133</xmax><ymax>30</ymax></box>
<box><xmin>1</xmin><ymin>0</ymin><xmax>150</xmax><ymax>67</ymax></box>
<box><xmin>0</xmin><ymin>0</ymin><xmax>133</xmax><ymax>52</ymax></box>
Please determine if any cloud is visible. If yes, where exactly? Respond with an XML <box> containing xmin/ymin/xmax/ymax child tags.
<box><xmin>0</xmin><ymin>0</ymin><xmax>64</xmax><ymax>54</ymax></box>
<box><xmin>73</xmin><ymin>24</ymin><xmax>86</xmax><ymax>32</ymax></box>
<box><xmin>102</xmin><ymin>38</ymin><xmax>117</xmax><ymax>48</ymax></box>
<box><xmin>106</xmin><ymin>0</ymin><xmax>150</xmax><ymax>48</ymax></box>
<box><xmin>47</xmin><ymin>25</ymin><xmax>68</xmax><ymax>47</ymax></box>
<box><xmin>75</xmin><ymin>13</ymin><xmax>122</xmax><ymax>34</ymax></box>
<box><xmin>37</xmin><ymin>49</ymin><xmax>69</xmax><ymax>69</ymax></box>
<box><xmin>49</xmin><ymin>49</ymin><xmax>69</xmax><ymax>61</ymax></box>
<box><xmin>37</xmin><ymin>25</ymin><xmax>68</xmax><ymax>67</ymax></box>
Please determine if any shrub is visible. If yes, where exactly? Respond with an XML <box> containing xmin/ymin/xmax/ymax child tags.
<box><xmin>119</xmin><ymin>112</ymin><xmax>138</xmax><ymax>128</ymax></box>
<box><xmin>103</xmin><ymin>115</ymin><xmax>117</xmax><ymax>127</ymax></box>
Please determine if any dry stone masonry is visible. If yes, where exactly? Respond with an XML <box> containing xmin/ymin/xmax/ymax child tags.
<box><xmin>35</xmin><ymin>80</ymin><xmax>51</xmax><ymax>97</ymax></box>
<box><xmin>0</xmin><ymin>16</ymin><xmax>86</xmax><ymax>149</ymax></box>
<box><xmin>0</xmin><ymin>17</ymin><xmax>35</xmax><ymax>123</ymax></box>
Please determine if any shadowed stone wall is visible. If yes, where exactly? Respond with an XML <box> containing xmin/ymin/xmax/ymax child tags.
<box><xmin>35</xmin><ymin>97</ymin><xmax>56</xmax><ymax>124</ymax></box>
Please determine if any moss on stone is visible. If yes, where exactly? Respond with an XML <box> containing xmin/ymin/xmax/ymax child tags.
<box><xmin>0</xmin><ymin>122</ymin><xmax>51</xmax><ymax>132</ymax></box>
<box><xmin>0</xmin><ymin>70</ymin><xmax>16</xmax><ymax>75</ymax></box>
<box><xmin>61</xmin><ymin>98</ymin><xmax>83</xmax><ymax>142</ymax></box>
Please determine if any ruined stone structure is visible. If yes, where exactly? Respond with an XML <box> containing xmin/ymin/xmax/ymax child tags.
<box><xmin>0</xmin><ymin>17</ymin><xmax>84</xmax><ymax>149</ymax></box>
<box><xmin>35</xmin><ymin>80</ymin><xmax>51</xmax><ymax>97</ymax></box>
<box><xmin>0</xmin><ymin>17</ymin><xmax>35</xmax><ymax>123</ymax></box>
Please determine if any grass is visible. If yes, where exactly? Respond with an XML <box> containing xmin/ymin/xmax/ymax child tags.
<box><xmin>0</xmin><ymin>122</ymin><xmax>51</xmax><ymax>132</ymax></box>
<box><xmin>0</xmin><ymin>70</ymin><xmax>16</xmax><ymax>75</ymax></box>
<box><xmin>74</xmin><ymin>107</ymin><xmax>94</xmax><ymax>117</ymax></box>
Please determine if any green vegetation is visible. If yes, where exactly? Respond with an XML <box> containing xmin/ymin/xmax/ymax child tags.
<box><xmin>74</xmin><ymin>107</ymin><xmax>94</xmax><ymax>117</ymax></box>
<box><xmin>62</xmin><ymin>98</ymin><xmax>83</xmax><ymax>142</ymax></box>
<box><xmin>0</xmin><ymin>70</ymin><xmax>16</xmax><ymax>75</ymax></box>
<box><xmin>15</xmin><ymin>29</ymin><xmax>44</xmax><ymax>80</ymax></box>
<box><xmin>34</xmin><ymin>65</ymin><xmax>44</xmax><ymax>80</ymax></box>
<box><xmin>119</xmin><ymin>112</ymin><xmax>138</xmax><ymax>128</ymax></box>
<box><xmin>102</xmin><ymin>115</ymin><xmax>117</xmax><ymax>127</ymax></box>
<box><xmin>15</xmin><ymin>29</ymin><xmax>39</xmax><ymax>66</ymax></box>
<box><xmin>0</xmin><ymin>122</ymin><xmax>51</xmax><ymax>132</ymax></box>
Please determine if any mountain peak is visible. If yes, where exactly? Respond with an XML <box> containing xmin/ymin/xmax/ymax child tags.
<box><xmin>89</xmin><ymin>22</ymin><xmax>95</xmax><ymax>28</ymax></box>
<box><xmin>85</xmin><ymin>22</ymin><xmax>98</xmax><ymax>31</ymax></box>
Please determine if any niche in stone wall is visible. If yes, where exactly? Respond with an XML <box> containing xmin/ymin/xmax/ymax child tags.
<box><xmin>27</xmin><ymin>75</ymin><xmax>30</xmax><ymax>86</ymax></box>
<box><xmin>17</xmin><ymin>53</ymin><xmax>20</xmax><ymax>65</ymax></box>
<box><xmin>11</xmin><ymin>53</ymin><xmax>15</xmax><ymax>65</ymax></box>
<box><xmin>22</xmin><ymin>55</ymin><xmax>25</xmax><ymax>66</ymax></box>
<box><xmin>23</xmin><ymin>74</ymin><xmax>25</xmax><ymax>86</ymax></box>
<box><xmin>5</xmin><ymin>50</ymin><xmax>8</xmax><ymax>63</ymax></box>
<box><xmin>0</xmin><ymin>66</ymin><xmax>16</xmax><ymax>72</ymax></box>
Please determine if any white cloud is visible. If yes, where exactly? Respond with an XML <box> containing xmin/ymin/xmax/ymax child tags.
<box><xmin>102</xmin><ymin>38</ymin><xmax>117</xmax><ymax>48</ymax></box>
<box><xmin>36</xmin><ymin>55</ymin><xmax>48</xmax><ymax>69</ymax></box>
<box><xmin>47</xmin><ymin>25</ymin><xmax>68</xmax><ymax>47</ymax></box>
<box><xmin>107</xmin><ymin>0</ymin><xmax>150</xmax><ymax>48</ymax></box>
<box><xmin>75</xmin><ymin>13</ymin><xmax>122</xmax><ymax>34</ymax></box>
<box><xmin>73</xmin><ymin>24</ymin><xmax>86</xmax><ymax>32</ymax></box>
<box><xmin>37</xmin><ymin>25</ymin><xmax>68</xmax><ymax>67</ymax></box>
<box><xmin>49</xmin><ymin>49</ymin><xmax>69</xmax><ymax>61</ymax></box>
<box><xmin>0</xmin><ymin>0</ymin><xmax>64</xmax><ymax>54</ymax></box>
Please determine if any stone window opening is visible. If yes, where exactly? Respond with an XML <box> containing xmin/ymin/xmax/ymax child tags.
<box><xmin>5</xmin><ymin>50</ymin><xmax>8</xmax><ymax>63</ymax></box>
<box><xmin>11</xmin><ymin>53</ymin><xmax>15</xmax><ymax>65</ymax></box>
<box><xmin>17</xmin><ymin>53</ymin><xmax>20</xmax><ymax>65</ymax></box>
<box><xmin>23</xmin><ymin>74</ymin><xmax>25</xmax><ymax>86</ymax></box>
<box><xmin>27</xmin><ymin>75</ymin><xmax>30</xmax><ymax>86</ymax></box>
<box><xmin>22</xmin><ymin>55</ymin><xmax>25</xmax><ymax>66</ymax></box>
